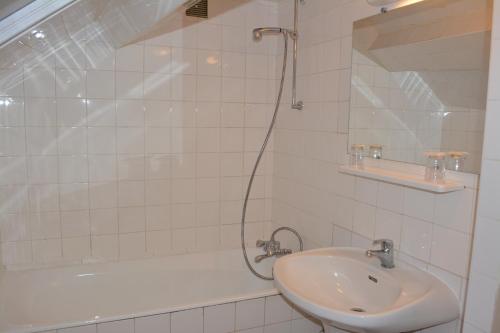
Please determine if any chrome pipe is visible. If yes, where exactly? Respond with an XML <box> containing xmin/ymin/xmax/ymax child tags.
<box><xmin>291</xmin><ymin>0</ymin><xmax>304</xmax><ymax>110</ymax></box>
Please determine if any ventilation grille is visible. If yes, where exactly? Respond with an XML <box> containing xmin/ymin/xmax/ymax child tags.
<box><xmin>186</xmin><ymin>0</ymin><xmax>207</xmax><ymax>18</ymax></box>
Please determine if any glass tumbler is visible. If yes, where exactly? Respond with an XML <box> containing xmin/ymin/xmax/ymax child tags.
<box><xmin>447</xmin><ymin>151</ymin><xmax>469</xmax><ymax>172</ymax></box>
<box><xmin>350</xmin><ymin>144</ymin><xmax>366</xmax><ymax>169</ymax></box>
<box><xmin>424</xmin><ymin>151</ymin><xmax>446</xmax><ymax>183</ymax></box>
<box><xmin>369</xmin><ymin>144</ymin><xmax>383</xmax><ymax>159</ymax></box>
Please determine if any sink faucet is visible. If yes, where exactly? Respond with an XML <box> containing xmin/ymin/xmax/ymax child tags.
<box><xmin>366</xmin><ymin>239</ymin><xmax>395</xmax><ymax>268</ymax></box>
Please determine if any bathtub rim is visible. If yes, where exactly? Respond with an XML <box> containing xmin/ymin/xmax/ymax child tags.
<box><xmin>1</xmin><ymin>248</ymin><xmax>279</xmax><ymax>333</ymax></box>
<box><xmin>8</xmin><ymin>289</ymin><xmax>279</xmax><ymax>333</ymax></box>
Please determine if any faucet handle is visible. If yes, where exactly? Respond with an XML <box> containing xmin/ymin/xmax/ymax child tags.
<box><xmin>372</xmin><ymin>239</ymin><xmax>393</xmax><ymax>251</ymax></box>
<box><xmin>256</xmin><ymin>240</ymin><xmax>267</xmax><ymax>248</ymax></box>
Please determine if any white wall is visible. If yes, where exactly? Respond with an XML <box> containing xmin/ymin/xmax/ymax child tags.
<box><xmin>463</xmin><ymin>0</ymin><xmax>500</xmax><ymax>332</ymax></box>
<box><xmin>0</xmin><ymin>0</ymin><xmax>279</xmax><ymax>270</ymax></box>
<box><xmin>273</xmin><ymin>1</ymin><xmax>479</xmax><ymax>332</ymax></box>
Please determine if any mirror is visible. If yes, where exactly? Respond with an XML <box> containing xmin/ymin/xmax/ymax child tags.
<box><xmin>348</xmin><ymin>0</ymin><xmax>492</xmax><ymax>174</ymax></box>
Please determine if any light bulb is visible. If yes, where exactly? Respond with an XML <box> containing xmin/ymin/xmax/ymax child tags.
<box><xmin>366</xmin><ymin>0</ymin><xmax>400</xmax><ymax>6</ymax></box>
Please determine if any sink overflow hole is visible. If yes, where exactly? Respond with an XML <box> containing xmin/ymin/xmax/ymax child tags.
<box><xmin>368</xmin><ymin>275</ymin><xmax>378</xmax><ymax>283</ymax></box>
<box><xmin>350</xmin><ymin>307</ymin><xmax>366</xmax><ymax>313</ymax></box>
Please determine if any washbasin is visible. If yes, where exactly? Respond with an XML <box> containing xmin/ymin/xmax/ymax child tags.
<box><xmin>273</xmin><ymin>247</ymin><xmax>459</xmax><ymax>333</ymax></box>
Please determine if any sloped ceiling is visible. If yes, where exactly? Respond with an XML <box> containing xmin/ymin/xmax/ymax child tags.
<box><xmin>0</xmin><ymin>0</ymin><xmax>35</xmax><ymax>21</ymax></box>
<box><xmin>353</xmin><ymin>0</ymin><xmax>492</xmax><ymax>109</ymax></box>
<box><xmin>0</xmin><ymin>0</ymin><xmax>249</xmax><ymax>66</ymax></box>
<box><xmin>354</xmin><ymin>0</ymin><xmax>492</xmax><ymax>72</ymax></box>
<box><xmin>0</xmin><ymin>0</ymin><xmax>250</xmax><ymax>68</ymax></box>
<box><xmin>0</xmin><ymin>0</ymin><xmax>189</xmax><ymax>62</ymax></box>
<box><xmin>128</xmin><ymin>0</ymin><xmax>251</xmax><ymax>45</ymax></box>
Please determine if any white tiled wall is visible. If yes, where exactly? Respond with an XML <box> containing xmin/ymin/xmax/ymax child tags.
<box><xmin>39</xmin><ymin>295</ymin><xmax>322</xmax><ymax>333</ymax></box>
<box><xmin>0</xmin><ymin>0</ymin><xmax>280</xmax><ymax>270</ymax></box>
<box><xmin>273</xmin><ymin>1</ymin><xmax>480</xmax><ymax>332</ymax></box>
<box><xmin>464</xmin><ymin>0</ymin><xmax>500</xmax><ymax>332</ymax></box>
<box><xmin>0</xmin><ymin>0</ymin><xmax>496</xmax><ymax>331</ymax></box>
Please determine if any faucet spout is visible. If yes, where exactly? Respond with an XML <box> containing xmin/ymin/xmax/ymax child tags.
<box><xmin>253</xmin><ymin>228</ymin><xmax>302</xmax><ymax>264</ymax></box>
<box><xmin>366</xmin><ymin>239</ymin><xmax>395</xmax><ymax>268</ymax></box>
<box><xmin>254</xmin><ymin>254</ymin><xmax>269</xmax><ymax>263</ymax></box>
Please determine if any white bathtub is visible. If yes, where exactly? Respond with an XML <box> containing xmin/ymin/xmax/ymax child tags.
<box><xmin>0</xmin><ymin>249</ymin><xmax>277</xmax><ymax>333</ymax></box>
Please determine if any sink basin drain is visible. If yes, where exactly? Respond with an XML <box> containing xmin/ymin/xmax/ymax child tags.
<box><xmin>350</xmin><ymin>307</ymin><xmax>366</xmax><ymax>313</ymax></box>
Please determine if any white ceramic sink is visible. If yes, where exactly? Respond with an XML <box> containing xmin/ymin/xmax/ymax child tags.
<box><xmin>273</xmin><ymin>247</ymin><xmax>459</xmax><ymax>333</ymax></box>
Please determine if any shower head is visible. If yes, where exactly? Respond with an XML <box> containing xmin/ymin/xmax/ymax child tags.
<box><xmin>253</xmin><ymin>27</ymin><xmax>291</xmax><ymax>41</ymax></box>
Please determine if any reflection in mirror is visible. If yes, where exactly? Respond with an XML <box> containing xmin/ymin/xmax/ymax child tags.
<box><xmin>348</xmin><ymin>0</ymin><xmax>492</xmax><ymax>174</ymax></box>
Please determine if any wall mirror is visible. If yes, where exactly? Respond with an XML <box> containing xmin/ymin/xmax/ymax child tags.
<box><xmin>348</xmin><ymin>0</ymin><xmax>492</xmax><ymax>174</ymax></box>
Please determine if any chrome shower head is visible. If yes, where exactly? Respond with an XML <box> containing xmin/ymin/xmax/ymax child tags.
<box><xmin>252</xmin><ymin>27</ymin><xmax>287</xmax><ymax>41</ymax></box>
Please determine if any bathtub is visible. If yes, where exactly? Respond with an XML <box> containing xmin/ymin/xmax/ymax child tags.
<box><xmin>0</xmin><ymin>249</ymin><xmax>277</xmax><ymax>333</ymax></box>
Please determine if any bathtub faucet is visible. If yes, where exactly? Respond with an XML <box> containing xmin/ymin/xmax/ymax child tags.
<box><xmin>254</xmin><ymin>227</ymin><xmax>303</xmax><ymax>263</ymax></box>
<box><xmin>255</xmin><ymin>239</ymin><xmax>292</xmax><ymax>262</ymax></box>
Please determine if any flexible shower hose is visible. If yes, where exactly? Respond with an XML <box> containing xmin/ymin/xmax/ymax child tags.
<box><xmin>241</xmin><ymin>30</ymin><xmax>299</xmax><ymax>281</ymax></box>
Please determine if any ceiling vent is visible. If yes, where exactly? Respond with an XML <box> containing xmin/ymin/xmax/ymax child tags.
<box><xmin>185</xmin><ymin>0</ymin><xmax>207</xmax><ymax>18</ymax></box>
